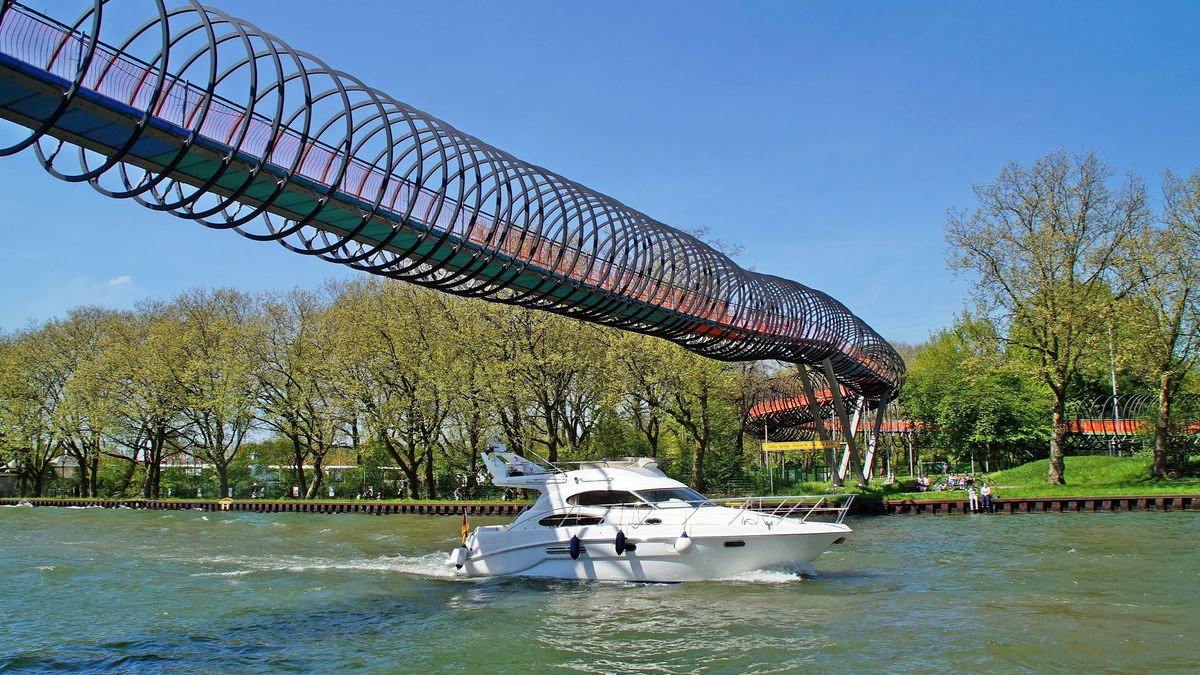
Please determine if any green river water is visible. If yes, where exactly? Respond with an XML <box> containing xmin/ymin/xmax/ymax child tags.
<box><xmin>1</xmin><ymin>506</ymin><xmax>1197</xmax><ymax>673</ymax></box>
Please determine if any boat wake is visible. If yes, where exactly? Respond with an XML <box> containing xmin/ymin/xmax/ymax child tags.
<box><xmin>187</xmin><ymin>552</ymin><xmax>456</xmax><ymax>579</ymax></box>
<box><xmin>182</xmin><ymin>549</ymin><xmax>821</xmax><ymax>585</ymax></box>
<box><xmin>718</xmin><ymin>564</ymin><xmax>817</xmax><ymax>584</ymax></box>
<box><xmin>282</xmin><ymin>553</ymin><xmax>457</xmax><ymax>578</ymax></box>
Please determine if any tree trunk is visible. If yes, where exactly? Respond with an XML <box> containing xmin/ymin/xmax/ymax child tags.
<box><xmin>77</xmin><ymin>461</ymin><xmax>90</xmax><ymax>498</ymax></box>
<box><xmin>148</xmin><ymin>458</ymin><xmax>161</xmax><ymax>499</ymax></box>
<box><xmin>632</xmin><ymin>401</ymin><xmax>661</xmax><ymax>458</ymax></box>
<box><xmin>69</xmin><ymin>444</ymin><xmax>91</xmax><ymax>498</ymax></box>
<box><xmin>467</xmin><ymin>420</ymin><xmax>481</xmax><ymax>486</ymax></box>
<box><xmin>143</xmin><ymin>434</ymin><xmax>166</xmax><ymax>499</ymax></box>
<box><xmin>1048</xmin><ymin>395</ymin><xmax>1067</xmax><ymax>485</ymax></box>
<box><xmin>402</xmin><ymin>464</ymin><xmax>420</xmax><ymax>499</ymax></box>
<box><xmin>424</xmin><ymin>444</ymin><xmax>436</xmax><ymax>500</ymax></box>
<box><xmin>117</xmin><ymin>457</ymin><xmax>137</xmax><ymax>495</ymax></box>
<box><xmin>693</xmin><ymin>411</ymin><xmax>710</xmax><ymax>493</ymax></box>
<box><xmin>148</xmin><ymin>439</ymin><xmax>164</xmax><ymax>498</ymax></box>
<box><xmin>32</xmin><ymin>467</ymin><xmax>46</xmax><ymax>497</ymax></box>
<box><xmin>499</xmin><ymin>407</ymin><xmax>524</xmax><ymax>455</ymax></box>
<box><xmin>1152</xmin><ymin>373</ymin><xmax>1171</xmax><ymax>478</ymax></box>
<box><xmin>691</xmin><ymin>437</ymin><xmax>706</xmax><ymax>493</ymax></box>
<box><xmin>142</xmin><ymin>454</ymin><xmax>155</xmax><ymax>498</ymax></box>
<box><xmin>216</xmin><ymin>464</ymin><xmax>230</xmax><ymax>498</ymax></box>
<box><xmin>381</xmin><ymin>436</ymin><xmax>420</xmax><ymax>498</ymax></box>
<box><xmin>735</xmin><ymin>414</ymin><xmax>747</xmax><ymax>460</ymax></box>
<box><xmin>307</xmin><ymin>455</ymin><xmax>325</xmax><ymax>499</ymax></box>
<box><xmin>289</xmin><ymin>435</ymin><xmax>308</xmax><ymax>499</ymax></box>
<box><xmin>88</xmin><ymin>453</ymin><xmax>99</xmax><ymax>497</ymax></box>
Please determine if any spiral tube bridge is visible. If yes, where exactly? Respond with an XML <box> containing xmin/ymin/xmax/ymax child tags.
<box><xmin>0</xmin><ymin>0</ymin><xmax>903</xmax><ymax>401</ymax></box>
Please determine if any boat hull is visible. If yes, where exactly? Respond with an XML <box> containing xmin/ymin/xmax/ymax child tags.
<box><xmin>451</xmin><ymin>523</ymin><xmax>850</xmax><ymax>582</ymax></box>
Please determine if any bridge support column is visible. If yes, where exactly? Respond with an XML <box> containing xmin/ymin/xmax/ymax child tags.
<box><xmin>797</xmin><ymin>364</ymin><xmax>841</xmax><ymax>487</ymax></box>
<box><xmin>843</xmin><ymin>398</ymin><xmax>864</xmax><ymax>480</ymax></box>
<box><xmin>862</xmin><ymin>396</ymin><xmax>889</xmax><ymax>482</ymax></box>
<box><xmin>822</xmin><ymin>359</ymin><xmax>867</xmax><ymax>486</ymax></box>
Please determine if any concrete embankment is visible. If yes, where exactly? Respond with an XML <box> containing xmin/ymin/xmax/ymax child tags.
<box><xmin>2</xmin><ymin>495</ymin><xmax>1198</xmax><ymax>516</ymax></box>
<box><xmin>858</xmin><ymin>494</ymin><xmax>1199</xmax><ymax>515</ymax></box>
<box><xmin>0</xmin><ymin>498</ymin><xmax>527</xmax><ymax>515</ymax></box>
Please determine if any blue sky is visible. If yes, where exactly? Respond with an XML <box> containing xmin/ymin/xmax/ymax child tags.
<box><xmin>3</xmin><ymin>0</ymin><xmax>1199</xmax><ymax>342</ymax></box>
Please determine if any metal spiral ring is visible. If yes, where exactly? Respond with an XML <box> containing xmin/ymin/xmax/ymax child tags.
<box><xmin>0</xmin><ymin>0</ymin><xmax>905</xmax><ymax>409</ymax></box>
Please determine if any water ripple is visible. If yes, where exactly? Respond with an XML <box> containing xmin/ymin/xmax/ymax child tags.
<box><xmin>0</xmin><ymin>508</ymin><xmax>1196</xmax><ymax>672</ymax></box>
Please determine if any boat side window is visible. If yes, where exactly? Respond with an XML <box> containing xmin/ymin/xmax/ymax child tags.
<box><xmin>636</xmin><ymin>488</ymin><xmax>712</xmax><ymax>507</ymax></box>
<box><xmin>539</xmin><ymin>514</ymin><xmax>604</xmax><ymax>527</ymax></box>
<box><xmin>566</xmin><ymin>490</ymin><xmax>647</xmax><ymax>508</ymax></box>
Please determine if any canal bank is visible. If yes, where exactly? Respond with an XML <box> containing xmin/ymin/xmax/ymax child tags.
<box><xmin>861</xmin><ymin>493</ymin><xmax>1198</xmax><ymax>515</ymax></box>
<box><xmin>3</xmin><ymin>494</ymin><xmax>1197</xmax><ymax>515</ymax></box>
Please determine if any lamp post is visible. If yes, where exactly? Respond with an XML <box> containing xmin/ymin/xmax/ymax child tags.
<box><xmin>1108</xmin><ymin>320</ymin><xmax>1121</xmax><ymax>456</ymax></box>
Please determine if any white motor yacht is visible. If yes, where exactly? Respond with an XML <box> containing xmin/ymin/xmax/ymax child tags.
<box><xmin>445</xmin><ymin>450</ymin><xmax>853</xmax><ymax>582</ymax></box>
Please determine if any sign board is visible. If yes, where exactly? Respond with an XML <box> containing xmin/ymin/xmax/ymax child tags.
<box><xmin>762</xmin><ymin>441</ymin><xmax>835</xmax><ymax>452</ymax></box>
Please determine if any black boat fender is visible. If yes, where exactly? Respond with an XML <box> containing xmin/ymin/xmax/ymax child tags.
<box><xmin>615</xmin><ymin>530</ymin><xmax>627</xmax><ymax>555</ymax></box>
<box><xmin>569</xmin><ymin>535</ymin><xmax>581</xmax><ymax>560</ymax></box>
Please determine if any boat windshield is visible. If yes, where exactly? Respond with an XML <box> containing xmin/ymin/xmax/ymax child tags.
<box><xmin>636</xmin><ymin>487</ymin><xmax>713</xmax><ymax>507</ymax></box>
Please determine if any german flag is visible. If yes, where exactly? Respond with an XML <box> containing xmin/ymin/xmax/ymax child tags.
<box><xmin>460</xmin><ymin>514</ymin><xmax>470</xmax><ymax>545</ymax></box>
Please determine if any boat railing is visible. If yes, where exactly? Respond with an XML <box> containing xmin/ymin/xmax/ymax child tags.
<box><xmin>538</xmin><ymin>494</ymin><xmax>854</xmax><ymax>530</ymax></box>
<box><xmin>711</xmin><ymin>494</ymin><xmax>856</xmax><ymax>526</ymax></box>
<box><xmin>491</xmin><ymin>450</ymin><xmax>634</xmax><ymax>477</ymax></box>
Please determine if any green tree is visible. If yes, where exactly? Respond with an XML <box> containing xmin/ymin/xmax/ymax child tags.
<box><xmin>726</xmin><ymin>360</ymin><xmax>770</xmax><ymax>464</ymax></box>
<box><xmin>946</xmin><ymin>150</ymin><xmax>1147</xmax><ymax>484</ymax></box>
<box><xmin>0</xmin><ymin>329</ymin><xmax>60</xmax><ymax>496</ymax></box>
<box><xmin>168</xmin><ymin>289</ymin><xmax>263</xmax><ymax>498</ymax></box>
<box><xmin>257</xmin><ymin>289</ymin><xmax>349</xmax><ymax>498</ymax></box>
<box><xmin>1117</xmin><ymin>169</ymin><xmax>1200</xmax><ymax>476</ymax></box>
<box><xmin>330</xmin><ymin>280</ymin><xmax>458</xmax><ymax>498</ymax></box>
<box><xmin>101</xmin><ymin>303</ymin><xmax>188</xmax><ymax>498</ymax></box>
<box><xmin>660</xmin><ymin>344</ymin><xmax>735</xmax><ymax>492</ymax></box>
<box><xmin>610</xmin><ymin>331</ymin><xmax>669</xmax><ymax>458</ymax></box>
<box><xmin>440</xmin><ymin>297</ymin><xmax>501</xmax><ymax>488</ymax></box>
<box><xmin>904</xmin><ymin>319</ymin><xmax>1050</xmax><ymax>472</ymax></box>
<box><xmin>483</xmin><ymin>307</ymin><xmax>610</xmax><ymax>463</ymax></box>
<box><xmin>50</xmin><ymin>307</ymin><xmax>126</xmax><ymax>497</ymax></box>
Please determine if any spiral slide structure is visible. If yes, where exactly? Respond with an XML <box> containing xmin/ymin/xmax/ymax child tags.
<box><xmin>745</xmin><ymin>371</ymin><xmax>918</xmax><ymax>482</ymax></box>
<box><xmin>0</xmin><ymin>2</ymin><xmax>903</xmax><ymax>413</ymax></box>
<box><xmin>1067</xmin><ymin>394</ymin><xmax>1200</xmax><ymax>454</ymax></box>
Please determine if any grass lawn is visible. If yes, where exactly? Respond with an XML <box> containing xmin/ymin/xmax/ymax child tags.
<box><xmin>11</xmin><ymin>456</ymin><xmax>1197</xmax><ymax>505</ymax></box>
<box><xmin>783</xmin><ymin>454</ymin><xmax>1200</xmax><ymax>502</ymax></box>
